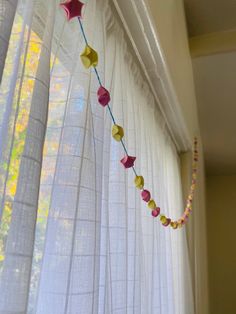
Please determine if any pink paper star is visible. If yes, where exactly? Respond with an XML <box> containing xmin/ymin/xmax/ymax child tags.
<box><xmin>60</xmin><ymin>0</ymin><xmax>84</xmax><ymax>20</ymax></box>
<box><xmin>97</xmin><ymin>86</ymin><xmax>111</xmax><ymax>107</ymax></box>
<box><xmin>141</xmin><ymin>190</ymin><xmax>151</xmax><ymax>202</ymax></box>
<box><xmin>152</xmin><ymin>207</ymin><xmax>160</xmax><ymax>218</ymax></box>
<box><xmin>120</xmin><ymin>155</ymin><xmax>136</xmax><ymax>169</ymax></box>
<box><xmin>163</xmin><ymin>218</ymin><xmax>171</xmax><ymax>227</ymax></box>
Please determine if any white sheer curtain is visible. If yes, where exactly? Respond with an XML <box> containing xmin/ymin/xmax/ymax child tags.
<box><xmin>0</xmin><ymin>0</ymin><xmax>194</xmax><ymax>313</ymax></box>
<box><xmin>0</xmin><ymin>0</ymin><xmax>19</xmax><ymax>84</ymax></box>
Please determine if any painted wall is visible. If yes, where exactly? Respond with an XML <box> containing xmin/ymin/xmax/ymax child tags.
<box><xmin>146</xmin><ymin>1</ymin><xmax>209</xmax><ymax>313</ymax></box>
<box><xmin>206</xmin><ymin>175</ymin><xmax>236</xmax><ymax>314</ymax></box>
<box><xmin>146</xmin><ymin>0</ymin><xmax>199</xmax><ymax>138</ymax></box>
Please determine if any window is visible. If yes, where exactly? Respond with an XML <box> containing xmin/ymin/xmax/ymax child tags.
<box><xmin>0</xmin><ymin>0</ymin><xmax>194</xmax><ymax>313</ymax></box>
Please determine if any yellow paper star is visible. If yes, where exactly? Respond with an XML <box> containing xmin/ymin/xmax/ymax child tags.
<box><xmin>134</xmin><ymin>176</ymin><xmax>144</xmax><ymax>189</ymax></box>
<box><xmin>80</xmin><ymin>45</ymin><xmax>98</xmax><ymax>68</ymax></box>
<box><xmin>148</xmin><ymin>199</ymin><xmax>156</xmax><ymax>209</ymax></box>
<box><xmin>160</xmin><ymin>215</ymin><xmax>167</xmax><ymax>224</ymax></box>
<box><xmin>112</xmin><ymin>124</ymin><xmax>124</xmax><ymax>141</ymax></box>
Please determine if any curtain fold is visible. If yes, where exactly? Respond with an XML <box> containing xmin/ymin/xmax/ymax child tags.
<box><xmin>0</xmin><ymin>0</ymin><xmax>31</xmax><ymax>221</ymax></box>
<box><xmin>0</xmin><ymin>0</ymin><xmax>196</xmax><ymax>313</ymax></box>
<box><xmin>0</xmin><ymin>0</ymin><xmax>18</xmax><ymax>84</ymax></box>
<box><xmin>0</xmin><ymin>0</ymin><xmax>56</xmax><ymax>312</ymax></box>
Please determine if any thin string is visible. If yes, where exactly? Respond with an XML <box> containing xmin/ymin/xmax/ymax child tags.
<box><xmin>78</xmin><ymin>17</ymin><xmax>88</xmax><ymax>45</ymax></box>
<box><xmin>78</xmin><ymin>17</ymin><xmax>139</xmax><ymax>179</ymax></box>
<box><xmin>94</xmin><ymin>66</ymin><xmax>102</xmax><ymax>86</ymax></box>
<box><xmin>107</xmin><ymin>104</ymin><xmax>116</xmax><ymax>124</ymax></box>
<box><xmin>77</xmin><ymin>16</ymin><xmax>198</xmax><ymax>227</ymax></box>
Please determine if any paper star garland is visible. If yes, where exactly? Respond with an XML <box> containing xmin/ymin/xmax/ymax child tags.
<box><xmin>112</xmin><ymin>124</ymin><xmax>124</xmax><ymax>142</ymax></box>
<box><xmin>134</xmin><ymin>176</ymin><xmax>144</xmax><ymax>189</ymax></box>
<box><xmin>97</xmin><ymin>86</ymin><xmax>111</xmax><ymax>107</ymax></box>
<box><xmin>80</xmin><ymin>45</ymin><xmax>98</xmax><ymax>68</ymax></box>
<box><xmin>152</xmin><ymin>207</ymin><xmax>160</xmax><ymax>217</ymax></box>
<box><xmin>60</xmin><ymin>1</ymin><xmax>199</xmax><ymax>230</ymax></box>
<box><xmin>171</xmin><ymin>221</ymin><xmax>178</xmax><ymax>229</ymax></box>
<box><xmin>120</xmin><ymin>155</ymin><xmax>136</xmax><ymax>169</ymax></box>
<box><xmin>148</xmin><ymin>200</ymin><xmax>156</xmax><ymax>210</ymax></box>
<box><xmin>141</xmin><ymin>190</ymin><xmax>151</xmax><ymax>202</ymax></box>
<box><xmin>60</xmin><ymin>0</ymin><xmax>84</xmax><ymax>20</ymax></box>
<box><xmin>163</xmin><ymin>218</ymin><xmax>171</xmax><ymax>227</ymax></box>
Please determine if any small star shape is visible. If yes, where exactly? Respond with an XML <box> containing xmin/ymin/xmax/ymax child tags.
<box><xmin>60</xmin><ymin>0</ymin><xmax>84</xmax><ymax>20</ymax></box>
<box><xmin>120</xmin><ymin>155</ymin><xmax>136</xmax><ymax>169</ymax></box>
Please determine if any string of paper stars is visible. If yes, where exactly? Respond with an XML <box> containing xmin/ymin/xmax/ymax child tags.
<box><xmin>59</xmin><ymin>0</ymin><xmax>199</xmax><ymax>229</ymax></box>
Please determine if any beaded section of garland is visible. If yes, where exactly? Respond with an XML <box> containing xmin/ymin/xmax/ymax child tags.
<box><xmin>60</xmin><ymin>0</ymin><xmax>199</xmax><ymax>229</ymax></box>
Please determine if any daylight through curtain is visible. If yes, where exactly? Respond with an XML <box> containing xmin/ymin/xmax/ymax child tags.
<box><xmin>0</xmin><ymin>0</ymin><xmax>194</xmax><ymax>313</ymax></box>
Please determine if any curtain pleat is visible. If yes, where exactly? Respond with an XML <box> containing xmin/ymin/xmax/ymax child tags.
<box><xmin>0</xmin><ymin>1</ymin><xmax>56</xmax><ymax>312</ymax></box>
<box><xmin>0</xmin><ymin>0</ymin><xmax>18</xmax><ymax>84</ymax></box>
<box><xmin>0</xmin><ymin>0</ymin><xmax>199</xmax><ymax>313</ymax></box>
<box><xmin>0</xmin><ymin>0</ymin><xmax>36</xmax><ymax>221</ymax></box>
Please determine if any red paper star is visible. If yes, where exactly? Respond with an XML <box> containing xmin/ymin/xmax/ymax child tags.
<box><xmin>152</xmin><ymin>207</ymin><xmax>160</xmax><ymax>218</ymax></box>
<box><xmin>163</xmin><ymin>218</ymin><xmax>171</xmax><ymax>227</ymax></box>
<box><xmin>97</xmin><ymin>86</ymin><xmax>111</xmax><ymax>107</ymax></box>
<box><xmin>120</xmin><ymin>155</ymin><xmax>136</xmax><ymax>169</ymax></box>
<box><xmin>141</xmin><ymin>190</ymin><xmax>151</xmax><ymax>202</ymax></box>
<box><xmin>60</xmin><ymin>0</ymin><xmax>84</xmax><ymax>20</ymax></box>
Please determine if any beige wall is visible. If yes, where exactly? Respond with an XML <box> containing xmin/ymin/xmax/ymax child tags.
<box><xmin>206</xmin><ymin>175</ymin><xmax>236</xmax><ymax>314</ymax></box>
<box><xmin>147</xmin><ymin>1</ymin><xmax>209</xmax><ymax>313</ymax></box>
<box><xmin>147</xmin><ymin>0</ymin><xmax>199</xmax><ymax>138</ymax></box>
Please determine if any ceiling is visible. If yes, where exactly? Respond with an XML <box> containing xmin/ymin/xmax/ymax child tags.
<box><xmin>184</xmin><ymin>0</ymin><xmax>236</xmax><ymax>175</ymax></box>
<box><xmin>184</xmin><ymin>0</ymin><xmax>236</xmax><ymax>37</ymax></box>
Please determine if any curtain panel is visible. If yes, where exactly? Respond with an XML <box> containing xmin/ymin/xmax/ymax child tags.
<box><xmin>0</xmin><ymin>0</ymin><xmax>194</xmax><ymax>313</ymax></box>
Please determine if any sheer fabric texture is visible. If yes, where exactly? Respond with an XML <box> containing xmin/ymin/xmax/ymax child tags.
<box><xmin>0</xmin><ymin>0</ymin><xmax>194</xmax><ymax>313</ymax></box>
